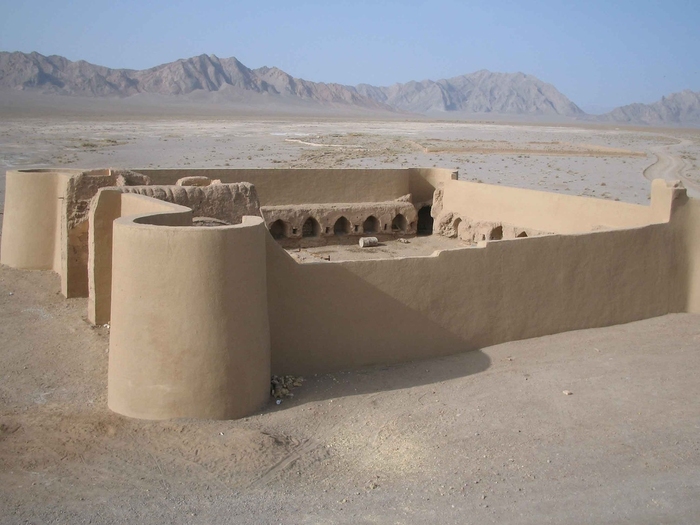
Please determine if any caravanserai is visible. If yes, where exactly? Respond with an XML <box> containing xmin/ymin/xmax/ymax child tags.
<box><xmin>2</xmin><ymin>167</ymin><xmax>695</xmax><ymax>420</ymax></box>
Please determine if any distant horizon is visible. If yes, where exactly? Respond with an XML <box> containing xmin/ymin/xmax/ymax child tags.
<box><xmin>2</xmin><ymin>48</ymin><xmax>696</xmax><ymax>115</ymax></box>
<box><xmin>1</xmin><ymin>0</ymin><xmax>698</xmax><ymax>110</ymax></box>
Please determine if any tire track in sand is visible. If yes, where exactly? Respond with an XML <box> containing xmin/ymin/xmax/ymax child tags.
<box><xmin>643</xmin><ymin>138</ymin><xmax>699</xmax><ymax>196</ymax></box>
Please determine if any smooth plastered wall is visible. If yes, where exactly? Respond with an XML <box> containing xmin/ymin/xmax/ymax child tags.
<box><xmin>0</xmin><ymin>169</ymin><xmax>75</xmax><ymax>271</ymax></box>
<box><xmin>108</xmin><ymin>210</ymin><xmax>270</xmax><ymax>420</ymax></box>
<box><xmin>103</xmin><ymin>177</ymin><xmax>690</xmax><ymax>419</ymax></box>
<box><xmin>673</xmin><ymin>195</ymin><xmax>700</xmax><ymax>313</ymax></box>
<box><xmin>266</xmin><ymin>221</ymin><xmax>683</xmax><ymax>375</ymax></box>
<box><xmin>409</xmin><ymin>168</ymin><xmax>458</xmax><ymax>204</ymax></box>
<box><xmin>88</xmin><ymin>190</ymin><xmax>194</xmax><ymax>325</ymax></box>
<box><xmin>439</xmin><ymin>178</ymin><xmax>656</xmax><ymax>234</ymax></box>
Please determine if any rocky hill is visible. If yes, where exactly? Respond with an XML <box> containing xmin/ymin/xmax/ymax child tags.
<box><xmin>356</xmin><ymin>70</ymin><xmax>584</xmax><ymax>116</ymax></box>
<box><xmin>0</xmin><ymin>51</ymin><xmax>394</xmax><ymax>111</ymax></box>
<box><xmin>0</xmin><ymin>51</ymin><xmax>585</xmax><ymax>116</ymax></box>
<box><xmin>598</xmin><ymin>90</ymin><xmax>700</xmax><ymax>126</ymax></box>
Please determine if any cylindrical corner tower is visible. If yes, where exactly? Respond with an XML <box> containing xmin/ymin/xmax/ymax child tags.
<box><xmin>108</xmin><ymin>215</ymin><xmax>270</xmax><ymax>420</ymax></box>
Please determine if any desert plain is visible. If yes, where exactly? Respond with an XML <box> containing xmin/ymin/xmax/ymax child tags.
<box><xmin>1</xmin><ymin>108</ymin><xmax>700</xmax><ymax>524</ymax></box>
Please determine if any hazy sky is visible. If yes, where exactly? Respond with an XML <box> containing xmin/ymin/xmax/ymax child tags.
<box><xmin>1</xmin><ymin>0</ymin><xmax>698</xmax><ymax>111</ymax></box>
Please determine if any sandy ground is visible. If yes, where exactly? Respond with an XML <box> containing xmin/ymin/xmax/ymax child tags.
<box><xmin>1</xmin><ymin>267</ymin><xmax>699</xmax><ymax>524</ymax></box>
<box><xmin>1</xmin><ymin>113</ymin><xmax>700</xmax><ymax>523</ymax></box>
<box><xmin>289</xmin><ymin>236</ymin><xmax>471</xmax><ymax>263</ymax></box>
<box><xmin>1</xmin><ymin>116</ymin><xmax>700</xmax><ymax>209</ymax></box>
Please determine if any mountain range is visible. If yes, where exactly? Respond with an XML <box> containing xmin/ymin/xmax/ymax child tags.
<box><xmin>0</xmin><ymin>51</ymin><xmax>698</xmax><ymax>125</ymax></box>
<box><xmin>356</xmin><ymin>71</ymin><xmax>583</xmax><ymax>116</ymax></box>
<box><xmin>596</xmin><ymin>90</ymin><xmax>700</xmax><ymax>126</ymax></box>
<box><xmin>0</xmin><ymin>52</ymin><xmax>393</xmax><ymax>111</ymax></box>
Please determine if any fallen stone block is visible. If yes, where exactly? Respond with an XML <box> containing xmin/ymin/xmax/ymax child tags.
<box><xmin>359</xmin><ymin>237</ymin><xmax>379</xmax><ymax>248</ymax></box>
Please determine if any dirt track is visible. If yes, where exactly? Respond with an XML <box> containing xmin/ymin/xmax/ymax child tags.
<box><xmin>644</xmin><ymin>138</ymin><xmax>700</xmax><ymax>195</ymax></box>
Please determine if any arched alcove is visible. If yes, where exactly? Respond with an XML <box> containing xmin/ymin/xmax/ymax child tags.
<box><xmin>391</xmin><ymin>214</ymin><xmax>408</xmax><ymax>233</ymax></box>
<box><xmin>489</xmin><ymin>225</ymin><xmax>503</xmax><ymax>240</ymax></box>
<box><xmin>452</xmin><ymin>217</ymin><xmax>462</xmax><ymax>238</ymax></box>
<box><xmin>362</xmin><ymin>215</ymin><xmax>380</xmax><ymax>233</ymax></box>
<box><xmin>302</xmin><ymin>217</ymin><xmax>321</xmax><ymax>237</ymax></box>
<box><xmin>334</xmin><ymin>216</ymin><xmax>351</xmax><ymax>235</ymax></box>
<box><xmin>269</xmin><ymin>219</ymin><xmax>287</xmax><ymax>239</ymax></box>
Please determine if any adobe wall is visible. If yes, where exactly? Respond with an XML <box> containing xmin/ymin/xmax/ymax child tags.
<box><xmin>408</xmin><ymin>167</ymin><xmax>458</xmax><ymax>205</ymax></box>
<box><xmin>102</xmin><ymin>178</ymin><xmax>687</xmax><ymax>419</ymax></box>
<box><xmin>88</xmin><ymin>191</ymin><xmax>195</xmax><ymax>325</ymax></box>
<box><xmin>261</xmin><ymin>199</ymin><xmax>419</xmax><ymax>245</ymax></box>
<box><xmin>673</xmin><ymin>195</ymin><xmax>700</xmax><ymax>313</ymax></box>
<box><xmin>0</xmin><ymin>169</ymin><xmax>76</xmax><ymax>271</ymax></box>
<box><xmin>120</xmin><ymin>183</ymin><xmax>261</xmax><ymax>223</ymax></box>
<box><xmin>436</xmin><ymin>178</ymin><xmax>657</xmax><ymax>235</ymax></box>
<box><xmin>2</xmin><ymin>168</ymin><xmax>450</xmax><ymax>301</ymax></box>
<box><xmin>88</xmin><ymin>184</ymin><xmax>260</xmax><ymax>325</ymax></box>
<box><xmin>266</xmin><ymin>179</ymin><xmax>687</xmax><ymax>376</ymax></box>
<box><xmin>61</xmin><ymin>169</ymin><xmax>116</xmax><ymax>297</ymax></box>
<box><xmin>136</xmin><ymin>168</ymin><xmax>408</xmax><ymax>205</ymax></box>
<box><xmin>267</xmin><ymin>220</ymin><xmax>683</xmax><ymax>375</ymax></box>
<box><xmin>0</xmin><ymin>168</ymin><xmax>160</xmax><ymax>298</ymax></box>
<box><xmin>108</xmin><ymin>207</ymin><xmax>270</xmax><ymax>420</ymax></box>
<box><xmin>137</xmin><ymin>168</ymin><xmax>456</xmax><ymax>206</ymax></box>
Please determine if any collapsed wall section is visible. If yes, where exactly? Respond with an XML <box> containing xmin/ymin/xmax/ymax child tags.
<box><xmin>120</xmin><ymin>183</ymin><xmax>260</xmax><ymax>224</ymax></box>
<box><xmin>137</xmin><ymin>168</ymin><xmax>414</xmax><ymax>206</ymax></box>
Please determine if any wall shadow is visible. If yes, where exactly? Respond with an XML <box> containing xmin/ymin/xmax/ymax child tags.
<box><xmin>264</xmin><ymin>238</ymin><xmax>492</xmax><ymax>408</ymax></box>
<box><xmin>263</xmin><ymin>348</ymin><xmax>491</xmax><ymax>410</ymax></box>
